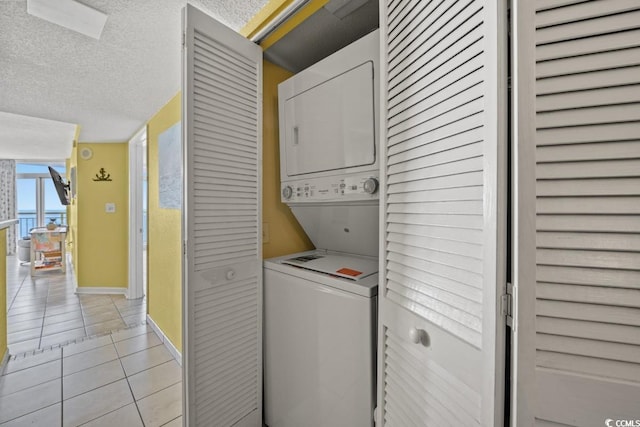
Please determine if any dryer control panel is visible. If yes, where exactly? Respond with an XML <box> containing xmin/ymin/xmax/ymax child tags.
<box><xmin>281</xmin><ymin>173</ymin><xmax>379</xmax><ymax>203</ymax></box>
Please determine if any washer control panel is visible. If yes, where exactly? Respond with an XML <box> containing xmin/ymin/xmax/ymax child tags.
<box><xmin>282</xmin><ymin>174</ymin><xmax>379</xmax><ymax>203</ymax></box>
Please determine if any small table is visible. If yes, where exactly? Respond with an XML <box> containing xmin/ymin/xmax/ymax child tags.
<box><xmin>30</xmin><ymin>227</ymin><xmax>67</xmax><ymax>276</ymax></box>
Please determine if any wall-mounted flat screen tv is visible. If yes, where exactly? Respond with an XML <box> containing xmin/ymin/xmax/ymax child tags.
<box><xmin>48</xmin><ymin>166</ymin><xmax>70</xmax><ymax>206</ymax></box>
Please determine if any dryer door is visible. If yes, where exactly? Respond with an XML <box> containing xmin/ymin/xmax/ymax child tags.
<box><xmin>282</xmin><ymin>61</ymin><xmax>376</xmax><ymax>176</ymax></box>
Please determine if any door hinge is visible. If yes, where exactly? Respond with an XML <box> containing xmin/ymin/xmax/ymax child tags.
<box><xmin>182</xmin><ymin>32</ymin><xmax>186</xmax><ymax>48</ymax></box>
<box><xmin>183</xmin><ymin>240</ymin><xmax>187</xmax><ymax>256</ymax></box>
<box><xmin>502</xmin><ymin>282</ymin><xmax>514</xmax><ymax>330</ymax></box>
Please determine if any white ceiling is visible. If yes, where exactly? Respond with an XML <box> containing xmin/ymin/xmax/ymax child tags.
<box><xmin>0</xmin><ymin>0</ymin><xmax>268</xmax><ymax>159</ymax></box>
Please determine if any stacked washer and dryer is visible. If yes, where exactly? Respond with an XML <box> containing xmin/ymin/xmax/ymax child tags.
<box><xmin>263</xmin><ymin>30</ymin><xmax>380</xmax><ymax>427</ymax></box>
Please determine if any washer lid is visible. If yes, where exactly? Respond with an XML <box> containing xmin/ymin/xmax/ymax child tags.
<box><xmin>282</xmin><ymin>253</ymin><xmax>377</xmax><ymax>281</ymax></box>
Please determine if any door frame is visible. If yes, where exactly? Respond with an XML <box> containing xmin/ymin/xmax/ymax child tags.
<box><xmin>510</xmin><ymin>0</ymin><xmax>539</xmax><ymax>424</ymax></box>
<box><xmin>128</xmin><ymin>126</ymin><xmax>147</xmax><ymax>300</ymax></box>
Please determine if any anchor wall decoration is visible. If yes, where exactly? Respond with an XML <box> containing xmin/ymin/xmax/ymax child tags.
<box><xmin>93</xmin><ymin>168</ymin><xmax>113</xmax><ymax>182</ymax></box>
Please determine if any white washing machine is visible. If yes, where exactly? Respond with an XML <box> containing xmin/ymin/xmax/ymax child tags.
<box><xmin>264</xmin><ymin>29</ymin><xmax>380</xmax><ymax>427</ymax></box>
<box><xmin>264</xmin><ymin>250</ymin><xmax>377</xmax><ymax>427</ymax></box>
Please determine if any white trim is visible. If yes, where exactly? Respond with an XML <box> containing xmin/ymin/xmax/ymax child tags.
<box><xmin>249</xmin><ymin>0</ymin><xmax>310</xmax><ymax>42</ymax></box>
<box><xmin>482</xmin><ymin>1</ymin><xmax>509</xmax><ymax>425</ymax></box>
<box><xmin>0</xmin><ymin>349</ymin><xmax>9</xmax><ymax>375</ymax></box>
<box><xmin>511</xmin><ymin>0</ymin><xmax>538</xmax><ymax>425</ymax></box>
<box><xmin>147</xmin><ymin>314</ymin><xmax>182</xmax><ymax>366</ymax></box>
<box><xmin>74</xmin><ymin>286</ymin><xmax>128</xmax><ymax>296</ymax></box>
<box><xmin>0</xmin><ymin>219</ymin><xmax>19</xmax><ymax>230</ymax></box>
<box><xmin>128</xmin><ymin>126</ymin><xmax>147</xmax><ymax>300</ymax></box>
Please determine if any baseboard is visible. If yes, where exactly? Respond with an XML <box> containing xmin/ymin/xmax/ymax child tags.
<box><xmin>0</xmin><ymin>349</ymin><xmax>9</xmax><ymax>375</ymax></box>
<box><xmin>146</xmin><ymin>314</ymin><xmax>182</xmax><ymax>366</ymax></box>
<box><xmin>75</xmin><ymin>287</ymin><xmax>128</xmax><ymax>296</ymax></box>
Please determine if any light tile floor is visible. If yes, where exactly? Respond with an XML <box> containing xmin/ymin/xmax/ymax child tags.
<box><xmin>5</xmin><ymin>256</ymin><xmax>146</xmax><ymax>354</ymax></box>
<box><xmin>0</xmin><ymin>324</ymin><xmax>183</xmax><ymax>426</ymax></box>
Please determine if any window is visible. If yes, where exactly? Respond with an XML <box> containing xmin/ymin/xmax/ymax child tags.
<box><xmin>16</xmin><ymin>163</ymin><xmax>66</xmax><ymax>237</ymax></box>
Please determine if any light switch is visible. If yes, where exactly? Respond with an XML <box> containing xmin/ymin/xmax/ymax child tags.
<box><xmin>105</xmin><ymin>203</ymin><xmax>116</xmax><ymax>213</ymax></box>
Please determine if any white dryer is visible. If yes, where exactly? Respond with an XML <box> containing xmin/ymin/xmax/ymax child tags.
<box><xmin>264</xmin><ymin>29</ymin><xmax>380</xmax><ymax>427</ymax></box>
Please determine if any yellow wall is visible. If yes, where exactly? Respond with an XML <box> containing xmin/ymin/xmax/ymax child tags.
<box><xmin>0</xmin><ymin>230</ymin><xmax>6</xmax><ymax>359</ymax></box>
<box><xmin>76</xmin><ymin>143</ymin><xmax>129</xmax><ymax>288</ymax></box>
<box><xmin>263</xmin><ymin>60</ymin><xmax>314</xmax><ymax>258</ymax></box>
<box><xmin>148</xmin><ymin>93</ymin><xmax>182</xmax><ymax>352</ymax></box>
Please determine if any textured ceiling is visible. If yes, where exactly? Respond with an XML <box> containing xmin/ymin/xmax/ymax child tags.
<box><xmin>0</xmin><ymin>112</ymin><xmax>76</xmax><ymax>160</ymax></box>
<box><xmin>0</xmin><ymin>0</ymin><xmax>268</xmax><ymax>158</ymax></box>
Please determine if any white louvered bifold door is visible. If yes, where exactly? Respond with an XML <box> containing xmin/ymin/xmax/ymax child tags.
<box><xmin>182</xmin><ymin>5</ymin><xmax>262</xmax><ymax>426</ymax></box>
<box><xmin>378</xmin><ymin>0</ymin><xmax>507</xmax><ymax>426</ymax></box>
<box><xmin>513</xmin><ymin>1</ymin><xmax>640</xmax><ymax>425</ymax></box>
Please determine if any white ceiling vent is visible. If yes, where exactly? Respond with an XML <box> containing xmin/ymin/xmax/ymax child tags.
<box><xmin>27</xmin><ymin>0</ymin><xmax>108</xmax><ymax>40</ymax></box>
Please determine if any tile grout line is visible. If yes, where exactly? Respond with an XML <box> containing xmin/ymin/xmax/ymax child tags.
<box><xmin>6</xmin><ymin>267</ymin><xmax>28</xmax><ymax>314</ymax></box>
<box><xmin>0</xmin><ymin>402</ymin><xmax>61</xmax><ymax>425</ymax></box>
<box><xmin>114</xmin><ymin>333</ymin><xmax>147</xmax><ymax>427</ymax></box>
<box><xmin>61</xmin><ymin>345</ymin><xmax>64</xmax><ymax>426</ymax></box>
<box><xmin>79</xmin><ymin>296</ymin><xmax>89</xmax><ymax>339</ymax></box>
<box><xmin>37</xmin><ymin>277</ymin><xmax>51</xmax><ymax>350</ymax></box>
<box><xmin>160</xmin><ymin>415</ymin><xmax>181</xmax><ymax>427</ymax></box>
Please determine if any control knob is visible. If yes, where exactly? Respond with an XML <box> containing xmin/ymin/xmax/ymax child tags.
<box><xmin>363</xmin><ymin>178</ymin><xmax>379</xmax><ymax>194</ymax></box>
<box><xmin>282</xmin><ymin>185</ymin><xmax>293</xmax><ymax>200</ymax></box>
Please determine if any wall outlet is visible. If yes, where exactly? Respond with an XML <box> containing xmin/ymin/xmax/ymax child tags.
<box><xmin>105</xmin><ymin>203</ymin><xmax>116</xmax><ymax>213</ymax></box>
<box><xmin>262</xmin><ymin>223</ymin><xmax>270</xmax><ymax>243</ymax></box>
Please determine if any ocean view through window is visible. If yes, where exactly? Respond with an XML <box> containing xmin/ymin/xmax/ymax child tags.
<box><xmin>17</xmin><ymin>163</ymin><xmax>66</xmax><ymax>237</ymax></box>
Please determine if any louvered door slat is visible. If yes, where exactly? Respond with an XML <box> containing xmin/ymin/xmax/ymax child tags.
<box><xmin>183</xmin><ymin>5</ymin><xmax>262</xmax><ymax>427</ymax></box>
<box><xmin>379</xmin><ymin>0</ymin><xmax>505</xmax><ymax>423</ymax></box>
<box><xmin>537</xmin><ymin>178</ymin><xmax>640</xmax><ymax>196</ymax></box>
<box><xmin>537</xmin><ymin>85</ymin><xmax>640</xmax><ymax>111</ymax></box>
<box><xmin>536</xmin><ymin>9</ymin><xmax>640</xmax><ymax>44</ymax></box>
<box><xmin>536</xmin><ymin>0</ymin><xmax>586</xmax><ymax>11</ymax></box>
<box><xmin>537</xmin><ymin>282</ymin><xmax>640</xmax><ymax>307</ymax></box>
<box><xmin>538</xmin><ymin>300</ymin><xmax>640</xmax><ymax>327</ymax></box>
<box><xmin>537</xmin><ymin>140</ymin><xmax>640</xmax><ymax>163</ymax></box>
<box><xmin>537</xmin><ymin>47</ymin><xmax>640</xmax><ymax>79</ymax></box>
<box><xmin>536</xmin><ymin>0</ymin><xmax>640</xmax><ymax>27</ymax></box>
<box><xmin>536</xmin><ymin>352</ymin><xmax>640</xmax><ymax>383</ymax></box>
<box><xmin>537</xmin><ymin>65</ymin><xmax>640</xmax><ymax>94</ymax></box>
<box><xmin>537</xmin><ymin>232</ymin><xmax>640</xmax><ymax>251</ymax></box>
<box><xmin>537</xmin><ymin>265</ymin><xmax>640</xmax><ymax>289</ymax></box>
<box><xmin>537</xmin><ymin>28</ymin><xmax>640</xmax><ymax>62</ymax></box>
<box><xmin>537</xmin><ymin>317</ymin><xmax>640</xmax><ymax>346</ymax></box>
<box><xmin>387</xmin><ymin>222</ymin><xmax>484</xmax><ymax>243</ymax></box>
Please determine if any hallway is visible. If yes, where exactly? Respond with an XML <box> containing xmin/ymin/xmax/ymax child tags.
<box><xmin>5</xmin><ymin>255</ymin><xmax>146</xmax><ymax>354</ymax></box>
